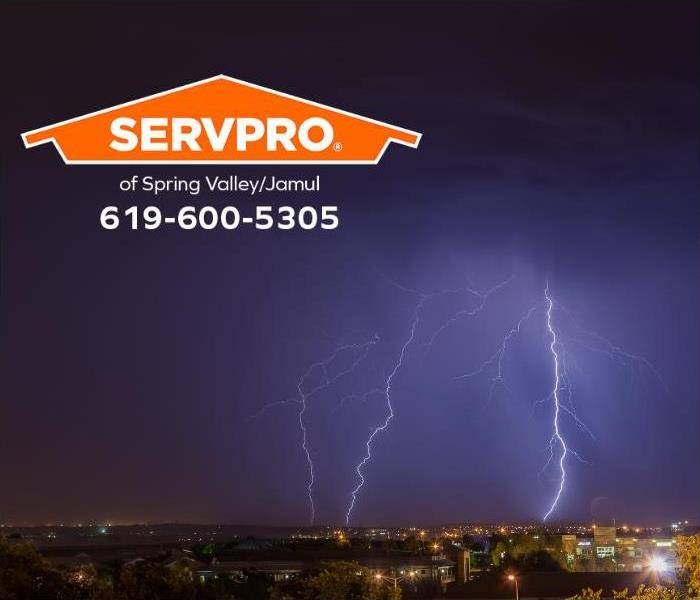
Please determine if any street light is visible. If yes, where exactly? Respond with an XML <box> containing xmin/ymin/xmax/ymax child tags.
<box><xmin>648</xmin><ymin>556</ymin><xmax>669</xmax><ymax>585</ymax></box>
<box><xmin>649</xmin><ymin>557</ymin><xmax>668</xmax><ymax>573</ymax></box>
<box><xmin>375</xmin><ymin>571</ymin><xmax>415</xmax><ymax>591</ymax></box>
<box><xmin>507</xmin><ymin>574</ymin><xmax>519</xmax><ymax>600</ymax></box>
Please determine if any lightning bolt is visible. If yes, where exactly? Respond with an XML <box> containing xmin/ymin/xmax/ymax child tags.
<box><xmin>423</xmin><ymin>275</ymin><xmax>515</xmax><ymax>354</ymax></box>
<box><xmin>454</xmin><ymin>282</ymin><xmax>591</xmax><ymax>520</ymax></box>
<box><xmin>538</xmin><ymin>284</ymin><xmax>664</xmax><ymax>520</ymax></box>
<box><xmin>543</xmin><ymin>281</ymin><xmax>567</xmax><ymax>521</ymax></box>
<box><xmin>456</xmin><ymin>302</ymin><xmax>540</xmax><ymax>405</ymax></box>
<box><xmin>248</xmin><ymin>335</ymin><xmax>379</xmax><ymax>524</ymax></box>
<box><xmin>345</xmin><ymin>295</ymin><xmax>426</xmax><ymax>525</ymax></box>
<box><xmin>345</xmin><ymin>273</ymin><xmax>514</xmax><ymax>524</ymax></box>
<box><xmin>253</xmin><ymin>269</ymin><xmax>662</xmax><ymax>525</ymax></box>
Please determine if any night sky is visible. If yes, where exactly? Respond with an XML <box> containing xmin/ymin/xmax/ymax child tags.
<box><xmin>1</xmin><ymin>2</ymin><xmax>698</xmax><ymax>527</ymax></box>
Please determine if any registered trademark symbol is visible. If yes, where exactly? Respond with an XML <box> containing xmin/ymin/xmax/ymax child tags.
<box><xmin>333</xmin><ymin>142</ymin><xmax>343</xmax><ymax>152</ymax></box>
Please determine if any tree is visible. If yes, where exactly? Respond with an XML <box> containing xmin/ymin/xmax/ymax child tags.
<box><xmin>613</xmin><ymin>585</ymin><xmax>684</xmax><ymax>600</ymax></box>
<box><xmin>491</xmin><ymin>541</ymin><xmax>509</xmax><ymax>567</ymax></box>
<box><xmin>299</xmin><ymin>561</ymin><xmax>392</xmax><ymax>600</ymax></box>
<box><xmin>571</xmin><ymin>585</ymin><xmax>684</xmax><ymax>600</ymax></box>
<box><xmin>0</xmin><ymin>538</ymin><xmax>120</xmax><ymax>600</ymax></box>
<box><xmin>676</xmin><ymin>535</ymin><xmax>700</xmax><ymax>597</ymax></box>
<box><xmin>489</xmin><ymin>534</ymin><xmax>564</xmax><ymax>572</ymax></box>
<box><xmin>117</xmin><ymin>561</ymin><xmax>195</xmax><ymax>600</ymax></box>
<box><xmin>520</xmin><ymin>549</ymin><xmax>566</xmax><ymax>571</ymax></box>
<box><xmin>0</xmin><ymin>538</ymin><xmax>72</xmax><ymax>600</ymax></box>
<box><xmin>63</xmin><ymin>563</ymin><xmax>114</xmax><ymax>600</ymax></box>
<box><xmin>568</xmin><ymin>588</ymin><xmax>602</xmax><ymax>600</ymax></box>
<box><xmin>404</xmin><ymin>536</ymin><xmax>419</xmax><ymax>554</ymax></box>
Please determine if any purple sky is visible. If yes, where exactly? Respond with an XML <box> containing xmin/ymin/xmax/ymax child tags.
<box><xmin>1</xmin><ymin>1</ymin><xmax>698</xmax><ymax>527</ymax></box>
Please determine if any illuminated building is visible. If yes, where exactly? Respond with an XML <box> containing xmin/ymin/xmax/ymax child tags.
<box><xmin>561</xmin><ymin>533</ymin><xmax>680</xmax><ymax>571</ymax></box>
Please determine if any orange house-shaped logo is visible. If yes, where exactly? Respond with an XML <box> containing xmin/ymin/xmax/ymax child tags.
<box><xmin>21</xmin><ymin>75</ymin><xmax>421</xmax><ymax>164</ymax></box>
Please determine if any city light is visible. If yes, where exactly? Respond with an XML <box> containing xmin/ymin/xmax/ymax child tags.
<box><xmin>374</xmin><ymin>571</ymin><xmax>415</xmax><ymax>590</ymax></box>
<box><xmin>648</xmin><ymin>556</ymin><xmax>668</xmax><ymax>572</ymax></box>
<box><xmin>507</xmin><ymin>573</ymin><xmax>519</xmax><ymax>600</ymax></box>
